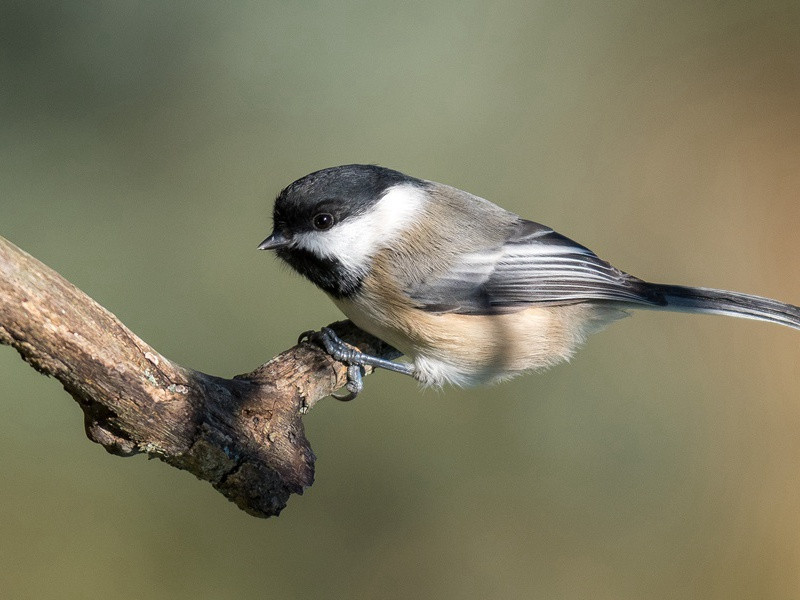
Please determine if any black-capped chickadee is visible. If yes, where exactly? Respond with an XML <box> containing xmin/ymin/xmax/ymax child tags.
<box><xmin>259</xmin><ymin>164</ymin><xmax>799</xmax><ymax>390</ymax></box>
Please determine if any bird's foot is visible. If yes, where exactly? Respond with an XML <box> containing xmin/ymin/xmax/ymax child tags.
<box><xmin>298</xmin><ymin>327</ymin><xmax>413</xmax><ymax>400</ymax></box>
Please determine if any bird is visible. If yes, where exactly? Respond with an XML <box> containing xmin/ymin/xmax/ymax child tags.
<box><xmin>258</xmin><ymin>164</ymin><xmax>799</xmax><ymax>393</ymax></box>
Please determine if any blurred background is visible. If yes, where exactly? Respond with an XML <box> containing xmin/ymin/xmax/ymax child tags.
<box><xmin>2</xmin><ymin>1</ymin><xmax>799</xmax><ymax>598</ymax></box>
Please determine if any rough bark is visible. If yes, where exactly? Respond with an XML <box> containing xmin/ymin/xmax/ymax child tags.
<box><xmin>0</xmin><ymin>235</ymin><xmax>399</xmax><ymax>517</ymax></box>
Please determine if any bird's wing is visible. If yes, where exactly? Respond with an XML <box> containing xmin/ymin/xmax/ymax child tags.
<box><xmin>407</xmin><ymin>220</ymin><xmax>667</xmax><ymax>314</ymax></box>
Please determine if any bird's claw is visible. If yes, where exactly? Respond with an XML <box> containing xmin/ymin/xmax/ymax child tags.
<box><xmin>298</xmin><ymin>326</ymin><xmax>414</xmax><ymax>400</ymax></box>
<box><xmin>332</xmin><ymin>365</ymin><xmax>365</xmax><ymax>401</ymax></box>
<box><xmin>301</xmin><ymin>327</ymin><xmax>366</xmax><ymax>400</ymax></box>
<box><xmin>297</xmin><ymin>329</ymin><xmax>317</xmax><ymax>345</ymax></box>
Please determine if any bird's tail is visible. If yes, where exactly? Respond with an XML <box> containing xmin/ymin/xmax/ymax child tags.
<box><xmin>643</xmin><ymin>283</ymin><xmax>800</xmax><ymax>330</ymax></box>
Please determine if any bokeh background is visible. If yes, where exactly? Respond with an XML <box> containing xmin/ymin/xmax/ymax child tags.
<box><xmin>2</xmin><ymin>1</ymin><xmax>800</xmax><ymax>598</ymax></box>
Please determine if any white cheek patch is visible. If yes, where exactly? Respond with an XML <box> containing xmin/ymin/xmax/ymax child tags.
<box><xmin>292</xmin><ymin>184</ymin><xmax>426</xmax><ymax>271</ymax></box>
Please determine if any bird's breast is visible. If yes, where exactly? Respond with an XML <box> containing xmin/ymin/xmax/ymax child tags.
<box><xmin>332</xmin><ymin>282</ymin><xmax>617</xmax><ymax>387</ymax></box>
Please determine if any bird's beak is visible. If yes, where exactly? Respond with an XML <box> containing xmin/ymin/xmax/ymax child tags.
<box><xmin>257</xmin><ymin>231</ymin><xmax>291</xmax><ymax>250</ymax></box>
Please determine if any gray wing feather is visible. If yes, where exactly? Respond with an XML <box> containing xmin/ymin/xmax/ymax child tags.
<box><xmin>408</xmin><ymin>220</ymin><xmax>667</xmax><ymax>314</ymax></box>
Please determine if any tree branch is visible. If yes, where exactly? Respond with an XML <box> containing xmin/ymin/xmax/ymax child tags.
<box><xmin>0</xmin><ymin>235</ymin><xmax>400</xmax><ymax>517</ymax></box>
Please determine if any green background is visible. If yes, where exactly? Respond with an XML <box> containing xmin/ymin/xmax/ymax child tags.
<box><xmin>2</xmin><ymin>2</ymin><xmax>799</xmax><ymax>598</ymax></box>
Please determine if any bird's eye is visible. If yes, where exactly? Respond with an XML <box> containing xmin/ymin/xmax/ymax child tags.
<box><xmin>312</xmin><ymin>212</ymin><xmax>335</xmax><ymax>231</ymax></box>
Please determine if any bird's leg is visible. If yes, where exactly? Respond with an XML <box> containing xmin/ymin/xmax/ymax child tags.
<box><xmin>298</xmin><ymin>327</ymin><xmax>414</xmax><ymax>400</ymax></box>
